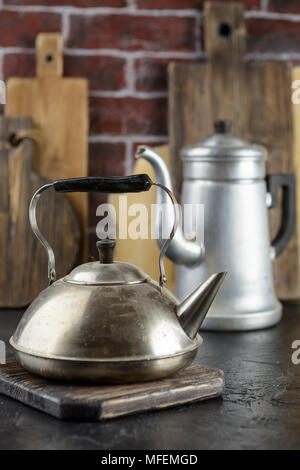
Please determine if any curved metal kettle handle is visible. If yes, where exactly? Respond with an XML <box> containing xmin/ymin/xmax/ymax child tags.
<box><xmin>29</xmin><ymin>175</ymin><xmax>179</xmax><ymax>288</ymax></box>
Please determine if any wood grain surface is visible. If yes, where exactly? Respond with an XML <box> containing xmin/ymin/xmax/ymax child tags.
<box><xmin>5</xmin><ymin>33</ymin><xmax>88</xmax><ymax>261</ymax></box>
<box><xmin>0</xmin><ymin>362</ymin><xmax>224</xmax><ymax>421</ymax></box>
<box><xmin>292</xmin><ymin>66</ymin><xmax>300</xmax><ymax>300</ymax></box>
<box><xmin>0</xmin><ymin>116</ymin><xmax>80</xmax><ymax>307</ymax></box>
<box><xmin>169</xmin><ymin>1</ymin><xmax>299</xmax><ymax>300</ymax></box>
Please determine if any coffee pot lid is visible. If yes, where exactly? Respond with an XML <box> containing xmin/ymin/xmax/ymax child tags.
<box><xmin>65</xmin><ymin>240</ymin><xmax>148</xmax><ymax>285</ymax></box>
<box><xmin>182</xmin><ymin>120</ymin><xmax>267</xmax><ymax>162</ymax></box>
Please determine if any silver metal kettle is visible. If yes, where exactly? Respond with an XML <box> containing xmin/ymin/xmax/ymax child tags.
<box><xmin>137</xmin><ymin>121</ymin><xmax>296</xmax><ymax>331</ymax></box>
<box><xmin>10</xmin><ymin>175</ymin><xmax>226</xmax><ymax>383</ymax></box>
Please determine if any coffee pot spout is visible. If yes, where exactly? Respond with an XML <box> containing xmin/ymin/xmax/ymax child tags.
<box><xmin>177</xmin><ymin>272</ymin><xmax>227</xmax><ymax>339</ymax></box>
<box><xmin>136</xmin><ymin>145</ymin><xmax>204</xmax><ymax>267</ymax></box>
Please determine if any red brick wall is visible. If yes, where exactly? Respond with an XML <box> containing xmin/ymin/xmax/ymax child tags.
<box><xmin>0</xmin><ymin>0</ymin><xmax>299</xmax><ymax>231</ymax></box>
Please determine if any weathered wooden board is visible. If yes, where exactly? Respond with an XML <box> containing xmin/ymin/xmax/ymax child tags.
<box><xmin>5</xmin><ymin>33</ymin><xmax>88</xmax><ymax>261</ymax></box>
<box><xmin>0</xmin><ymin>362</ymin><xmax>224</xmax><ymax>421</ymax></box>
<box><xmin>109</xmin><ymin>145</ymin><xmax>175</xmax><ymax>292</ymax></box>
<box><xmin>246</xmin><ymin>61</ymin><xmax>297</xmax><ymax>300</ymax></box>
<box><xmin>0</xmin><ymin>116</ymin><xmax>80</xmax><ymax>307</ymax></box>
<box><xmin>169</xmin><ymin>1</ymin><xmax>299</xmax><ymax>300</ymax></box>
<box><xmin>292</xmin><ymin>67</ymin><xmax>300</xmax><ymax>299</ymax></box>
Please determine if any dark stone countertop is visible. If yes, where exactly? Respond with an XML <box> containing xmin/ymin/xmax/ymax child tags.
<box><xmin>0</xmin><ymin>305</ymin><xmax>300</xmax><ymax>450</ymax></box>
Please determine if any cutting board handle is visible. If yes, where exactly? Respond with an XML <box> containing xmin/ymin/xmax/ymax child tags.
<box><xmin>36</xmin><ymin>33</ymin><xmax>63</xmax><ymax>78</ymax></box>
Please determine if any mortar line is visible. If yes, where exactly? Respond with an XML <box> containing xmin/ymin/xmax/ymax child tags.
<box><xmin>125</xmin><ymin>55</ymin><xmax>135</xmax><ymax>92</ymax></box>
<box><xmin>260</xmin><ymin>0</ymin><xmax>269</xmax><ymax>11</ymax></box>
<box><xmin>89</xmin><ymin>90</ymin><xmax>168</xmax><ymax>98</ymax></box>
<box><xmin>67</xmin><ymin>48</ymin><xmax>300</xmax><ymax>61</ymax></box>
<box><xmin>62</xmin><ymin>12</ymin><xmax>70</xmax><ymax>44</ymax></box>
<box><xmin>125</xmin><ymin>139</ymin><xmax>133</xmax><ymax>174</ymax></box>
<box><xmin>0</xmin><ymin>52</ymin><xmax>3</xmax><ymax>81</ymax></box>
<box><xmin>88</xmin><ymin>135</ymin><xmax>167</xmax><ymax>143</ymax></box>
<box><xmin>63</xmin><ymin>49</ymin><xmax>205</xmax><ymax>59</ymax></box>
<box><xmin>246</xmin><ymin>52</ymin><xmax>300</xmax><ymax>61</ymax></box>
<box><xmin>1</xmin><ymin>5</ymin><xmax>203</xmax><ymax>17</ymax></box>
<box><xmin>0</xmin><ymin>47</ymin><xmax>205</xmax><ymax>61</ymax></box>
<box><xmin>126</xmin><ymin>0</ymin><xmax>137</xmax><ymax>10</ymax></box>
<box><xmin>245</xmin><ymin>10</ymin><xmax>300</xmax><ymax>21</ymax></box>
<box><xmin>194</xmin><ymin>11</ymin><xmax>202</xmax><ymax>54</ymax></box>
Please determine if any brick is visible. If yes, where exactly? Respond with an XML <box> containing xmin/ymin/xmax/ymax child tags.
<box><xmin>89</xmin><ymin>141</ymin><xmax>126</xmax><ymax>176</ymax></box>
<box><xmin>88</xmin><ymin>141</ymin><xmax>126</xmax><ymax>239</ymax></box>
<box><xmin>4</xmin><ymin>1</ymin><xmax>126</xmax><ymax>6</ymax></box>
<box><xmin>68</xmin><ymin>14</ymin><xmax>196</xmax><ymax>52</ymax></box>
<box><xmin>64</xmin><ymin>55</ymin><xmax>126</xmax><ymax>90</ymax></box>
<box><xmin>3</xmin><ymin>53</ymin><xmax>35</xmax><ymax>80</ymax></box>
<box><xmin>269</xmin><ymin>0</ymin><xmax>300</xmax><ymax>14</ymax></box>
<box><xmin>136</xmin><ymin>0</ymin><xmax>260</xmax><ymax>9</ymax></box>
<box><xmin>247</xmin><ymin>18</ymin><xmax>300</xmax><ymax>54</ymax></box>
<box><xmin>0</xmin><ymin>11</ymin><xmax>61</xmax><ymax>48</ymax></box>
<box><xmin>89</xmin><ymin>97</ymin><xmax>167</xmax><ymax>136</ymax></box>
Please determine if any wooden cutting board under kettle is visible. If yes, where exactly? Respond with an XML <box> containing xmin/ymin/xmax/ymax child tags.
<box><xmin>5</xmin><ymin>32</ymin><xmax>88</xmax><ymax>261</ymax></box>
<box><xmin>0</xmin><ymin>116</ymin><xmax>80</xmax><ymax>307</ymax></box>
<box><xmin>169</xmin><ymin>0</ymin><xmax>299</xmax><ymax>301</ymax></box>
<box><xmin>0</xmin><ymin>363</ymin><xmax>224</xmax><ymax>421</ymax></box>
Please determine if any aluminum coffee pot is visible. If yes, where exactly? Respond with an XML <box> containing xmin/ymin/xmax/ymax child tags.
<box><xmin>137</xmin><ymin>120</ymin><xmax>296</xmax><ymax>331</ymax></box>
<box><xmin>10</xmin><ymin>175</ymin><xmax>226</xmax><ymax>383</ymax></box>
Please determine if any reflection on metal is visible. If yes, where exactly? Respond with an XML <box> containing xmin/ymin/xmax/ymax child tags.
<box><xmin>0</xmin><ymin>80</ymin><xmax>6</xmax><ymax>105</ymax></box>
<box><xmin>0</xmin><ymin>341</ymin><xmax>6</xmax><ymax>364</ymax></box>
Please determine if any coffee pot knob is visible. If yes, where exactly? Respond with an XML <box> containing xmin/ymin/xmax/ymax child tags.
<box><xmin>214</xmin><ymin>120</ymin><xmax>231</xmax><ymax>134</ymax></box>
<box><xmin>96</xmin><ymin>239</ymin><xmax>116</xmax><ymax>264</ymax></box>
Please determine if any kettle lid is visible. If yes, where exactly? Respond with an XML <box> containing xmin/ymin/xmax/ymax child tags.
<box><xmin>65</xmin><ymin>240</ymin><xmax>148</xmax><ymax>285</ymax></box>
<box><xmin>182</xmin><ymin>120</ymin><xmax>266</xmax><ymax>162</ymax></box>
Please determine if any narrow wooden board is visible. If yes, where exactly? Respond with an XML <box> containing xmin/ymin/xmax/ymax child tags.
<box><xmin>108</xmin><ymin>145</ymin><xmax>175</xmax><ymax>292</ymax></box>
<box><xmin>0</xmin><ymin>116</ymin><xmax>80</xmax><ymax>307</ymax></box>
<box><xmin>0</xmin><ymin>363</ymin><xmax>224</xmax><ymax>421</ymax></box>
<box><xmin>5</xmin><ymin>33</ymin><xmax>88</xmax><ymax>261</ymax></box>
<box><xmin>292</xmin><ymin>67</ymin><xmax>300</xmax><ymax>299</ymax></box>
<box><xmin>246</xmin><ymin>62</ymin><xmax>297</xmax><ymax>299</ymax></box>
<box><xmin>169</xmin><ymin>1</ymin><xmax>299</xmax><ymax>300</ymax></box>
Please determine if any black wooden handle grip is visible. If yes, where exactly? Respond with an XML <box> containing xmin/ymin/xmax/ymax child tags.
<box><xmin>53</xmin><ymin>174</ymin><xmax>153</xmax><ymax>193</ymax></box>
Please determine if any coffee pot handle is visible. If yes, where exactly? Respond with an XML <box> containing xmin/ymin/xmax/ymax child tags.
<box><xmin>266</xmin><ymin>174</ymin><xmax>296</xmax><ymax>258</ymax></box>
<box><xmin>29</xmin><ymin>175</ymin><xmax>179</xmax><ymax>288</ymax></box>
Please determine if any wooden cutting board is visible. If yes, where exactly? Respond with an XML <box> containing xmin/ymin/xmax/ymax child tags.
<box><xmin>0</xmin><ymin>116</ymin><xmax>80</xmax><ymax>307</ymax></box>
<box><xmin>0</xmin><ymin>362</ymin><xmax>224</xmax><ymax>421</ymax></box>
<box><xmin>169</xmin><ymin>1</ymin><xmax>299</xmax><ymax>300</ymax></box>
<box><xmin>292</xmin><ymin>67</ymin><xmax>300</xmax><ymax>296</ymax></box>
<box><xmin>5</xmin><ymin>33</ymin><xmax>88</xmax><ymax>261</ymax></box>
<box><xmin>109</xmin><ymin>145</ymin><xmax>175</xmax><ymax>292</ymax></box>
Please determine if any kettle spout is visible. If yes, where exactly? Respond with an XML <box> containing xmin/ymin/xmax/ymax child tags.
<box><xmin>136</xmin><ymin>145</ymin><xmax>204</xmax><ymax>266</ymax></box>
<box><xmin>177</xmin><ymin>272</ymin><xmax>227</xmax><ymax>339</ymax></box>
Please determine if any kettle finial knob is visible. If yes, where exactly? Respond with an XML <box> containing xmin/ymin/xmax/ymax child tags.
<box><xmin>214</xmin><ymin>120</ymin><xmax>231</xmax><ymax>134</ymax></box>
<box><xmin>96</xmin><ymin>239</ymin><xmax>116</xmax><ymax>264</ymax></box>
